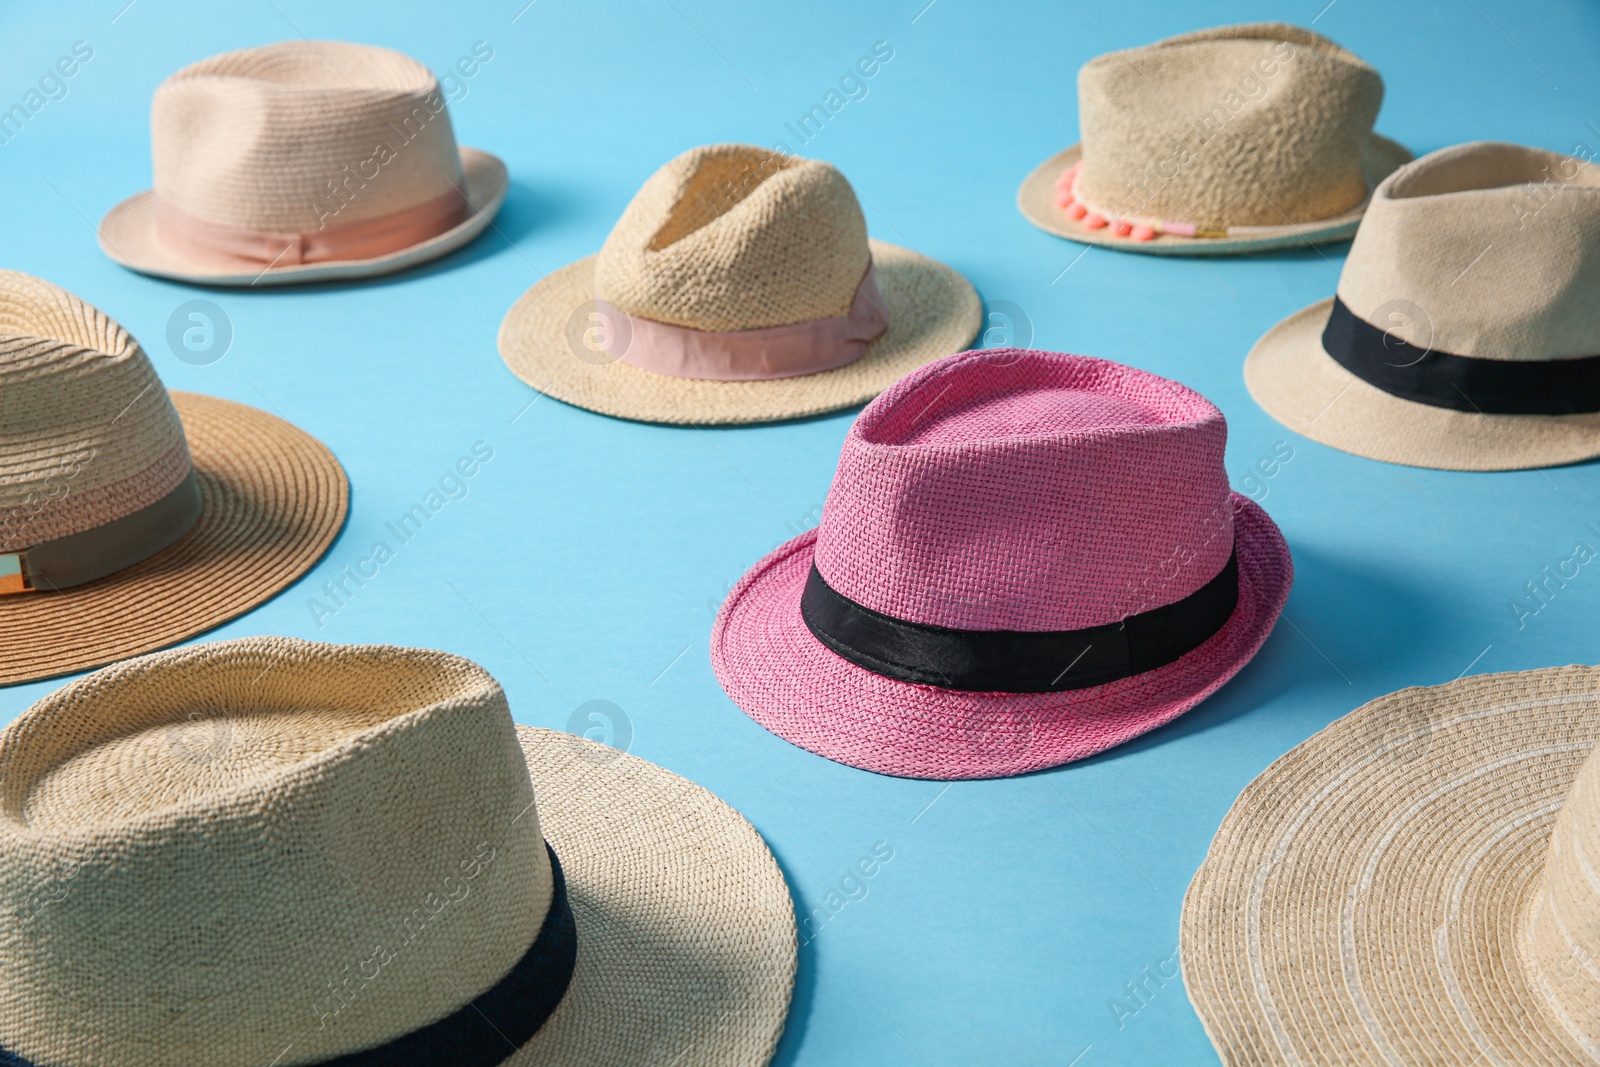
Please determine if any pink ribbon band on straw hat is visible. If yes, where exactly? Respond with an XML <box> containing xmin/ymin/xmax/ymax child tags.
<box><xmin>593</xmin><ymin>263</ymin><xmax>890</xmax><ymax>381</ymax></box>
<box><xmin>153</xmin><ymin>188</ymin><xmax>470</xmax><ymax>269</ymax></box>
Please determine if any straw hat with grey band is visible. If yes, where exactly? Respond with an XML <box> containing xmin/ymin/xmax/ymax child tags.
<box><xmin>0</xmin><ymin>271</ymin><xmax>346</xmax><ymax>685</ymax></box>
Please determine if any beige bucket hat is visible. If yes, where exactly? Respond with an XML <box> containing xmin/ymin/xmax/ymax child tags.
<box><xmin>0</xmin><ymin>271</ymin><xmax>346</xmax><ymax>685</ymax></box>
<box><xmin>499</xmin><ymin>143</ymin><xmax>982</xmax><ymax>425</ymax></box>
<box><xmin>1247</xmin><ymin>141</ymin><xmax>1600</xmax><ymax>470</ymax></box>
<box><xmin>1018</xmin><ymin>23</ymin><xmax>1411</xmax><ymax>255</ymax></box>
<box><xmin>1183</xmin><ymin>666</ymin><xmax>1600</xmax><ymax>1065</ymax></box>
<box><xmin>0</xmin><ymin>637</ymin><xmax>795</xmax><ymax>1066</ymax></box>
<box><xmin>99</xmin><ymin>41</ymin><xmax>508</xmax><ymax>286</ymax></box>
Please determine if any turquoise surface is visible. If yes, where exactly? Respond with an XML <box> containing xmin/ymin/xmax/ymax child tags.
<box><xmin>4</xmin><ymin>0</ymin><xmax>1599</xmax><ymax>1062</ymax></box>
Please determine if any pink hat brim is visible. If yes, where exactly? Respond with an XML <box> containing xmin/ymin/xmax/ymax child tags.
<box><xmin>711</xmin><ymin>494</ymin><xmax>1292</xmax><ymax>779</ymax></box>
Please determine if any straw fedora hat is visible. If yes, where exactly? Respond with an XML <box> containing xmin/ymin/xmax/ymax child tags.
<box><xmin>1017</xmin><ymin>23</ymin><xmax>1411</xmax><ymax>255</ymax></box>
<box><xmin>1183</xmin><ymin>666</ymin><xmax>1600</xmax><ymax>1065</ymax></box>
<box><xmin>498</xmin><ymin>143</ymin><xmax>982</xmax><ymax>425</ymax></box>
<box><xmin>0</xmin><ymin>271</ymin><xmax>345</xmax><ymax>685</ymax></box>
<box><xmin>99</xmin><ymin>41</ymin><xmax>508</xmax><ymax>286</ymax></box>
<box><xmin>1248</xmin><ymin>141</ymin><xmax>1600</xmax><ymax>470</ymax></box>
<box><xmin>711</xmin><ymin>348</ymin><xmax>1293</xmax><ymax>779</ymax></box>
<box><xmin>0</xmin><ymin>637</ymin><xmax>795</xmax><ymax>1066</ymax></box>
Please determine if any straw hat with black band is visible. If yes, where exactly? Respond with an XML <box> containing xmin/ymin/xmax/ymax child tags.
<box><xmin>1183</xmin><ymin>666</ymin><xmax>1600</xmax><ymax>1065</ymax></box>
<box><xmin>499</xmin><ymin>143</ymin><xmax>982</xmax><ymax>425</ymax></box>
<box><xmin>1247</xmin><ymin>141</ymin><xmax>1600</xmax><ymax>470</ymax></box>
<box><xmin>0</xmin><ymin>637</ymin><xmax>796</xmax><ymax>1066</ymax></box>
<box><xmin>99</xmin><ymin>41</ymin><xmax>508</xmax><ymax>286</ymax></box>
<box><xmin>1018</xmin><ymin>23</ymin><xmax>1410</xmax><ymax>255</ymax></box>
<box><xmin>0</xmin><ymin>271</ymin><xmax>346</xmax><ymax>685</ymax></box>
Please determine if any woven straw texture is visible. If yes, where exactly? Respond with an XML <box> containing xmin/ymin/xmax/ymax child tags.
<box><xmin>0</xmin><ymin>638</ymin><xmax>794</xmax><ymax>1066</ymax></box>
<box><xmin>98</xmin><ymin>41</ymin><xmax>507</xmax><ymax>285</ymax></box>
<box><xmin>1017</xmin><ymin>137</ymin><xmax>1410</xmax><ymax>255</ymax></box>
<box><xmin>1182</xmin><ymin>666</ymin><xmax>1600</xmax><ymax>1066</ymax></box>
<box><xmin>594</xmin><ymin>144</ymin><xmax>870</xmax><ymax>330</ymax></box>
<box><xmin>1248</xmin><ymin>142</ymin><xmax>1600</xmax><ymax>469</ymax></box>
<box><xmin>0</xmin><ymin>270</ymin><xmax>189</xmax><ymax>551</ymax></box>
<box><xmin>1017</xmin><ymin>23</ymin><xmax>1410</xmax><ymax>254</ymax></box>
<box><xmin>0</xmin><ymin>273</ymin><xmax>345</xmax><ymax>685</ymax></box>
<box><xmin>498</xmin><ymin>144</ymin><xmax>981</xmax><ymax>425</ymax></box>
<box><xmin>711</xmin><ymin>349</ymin><xmax>1293</xmax><ymax>779</ymax></box>
<box><xmin>0</xmin><ymin>391</ymin><xmax>345</xmax><ymax>685</ymax></box>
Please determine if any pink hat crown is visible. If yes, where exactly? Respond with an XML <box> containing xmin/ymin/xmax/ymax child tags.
<box><xmin>811</xmin><ymin>349</ymin><xmax>1236</xmax><ymax>632</ymax></box>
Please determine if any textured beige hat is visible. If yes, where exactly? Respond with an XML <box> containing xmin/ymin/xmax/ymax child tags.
<box><xmin>1248</xmin><ymin>141</ymin><xmax>1600</xmax><ymax>470</ymax></box>
<box><xmin>499</xmin><ymin>143</ymin><xmax>982</xmax><ymax>424</ymax></box>
<box><xmin>1183</xmin><ymin>666</ymin><xmax>1600</xmax><ymax>1065</ymax></box>
<box><xmin>99</xmin><ymin>41</ymin><xmax>508</xmax><ymax>286</ymax></box>
<box><xmin>1018</xmin><ymin>23</ymin><xmax>1410</xmax><ymax>254</ymax></box>
<box><xmin>0</xmin><ymin>637</ymin><xmax>796</xmax><ymax>1066</ymax></box>
<box><xmin>0</xmin><ymin>271</ymin><xmax>345</xmax><ymax>685</ymax></box>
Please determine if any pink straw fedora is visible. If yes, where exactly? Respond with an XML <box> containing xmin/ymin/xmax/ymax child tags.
<box><xmin>712</xmin><ymin>349</ymin><xmax>1293</xmax><ymax>779</ymax></box>
<box><xmin>99</xmin><ymin>41</ymin><xmax>508</xmax><ymax>286</ymax></box>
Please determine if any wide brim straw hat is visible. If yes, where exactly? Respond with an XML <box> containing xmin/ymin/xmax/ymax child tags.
<box><xmin>1017</xmin><ymin>136</ymin><xmax>1411</xmax><ymax>255</ymax></box>
<box><xmin>1017</xmin><ymin>23</ymin><xmax>1411</xmax><ymax>255</ymax></box>
<box><xmin>0</xmin><ymin>393</ymin><xmax>346</xmax><ymax>685</ymax></box>
<box><xmin>0</xmin><ymin>271</ymin><xmax>345</xmax><ymax>685</ymax></box>
<box><xmin>98</xmin><ymin>41</ymin><xmax>508</xmax><ymax>287</ymax></box>
<box><xmin>712</xmin><ymin>349</ymin><xmax>1294</xmax><ymax>779</ymax></box>
<box><xmin>0</xmin><ymin>638</ymin><xmax>795</xmax><ymax>1065</ymax></box>
<box><xmin>499</xmin><ymin>145</ymin><xmax>982</xmax><ymax>425</ymax></box>
<box><xmin>1182</xmin><ymin>666</ymin><xmax>1600</xmax><ymax>1065</ymax></box>
<box><xmin>1247</xmin><ymin>142</ymin><xmax>1600</xmax><ymax>470</ymax></box>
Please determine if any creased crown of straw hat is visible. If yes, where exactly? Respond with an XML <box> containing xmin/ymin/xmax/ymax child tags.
<box><xmin>98</xmin><ymin>40</ymin><xmax>508</xmax><ymax>286</ymax></box>
<box><xmin>0</xmin><ymin>271</ymin><xmax>345</xmax><ymax>686</ymax></box>
<box><xmin>1183</xmin><ymin>666</ymin><xmax>1600</xmax><ymax>1065</ymax></box>
<box><xmin>0</xmin><ymin>637</ymin><xmax>796</xmax><ymax>1067</ymax></box>
<box><xmin>711</xmin><ymin>348</ymin><xmax>1293</xmax><ymax>779</ymax></box>
<box><xmin>1248</xmin><ymin>140</ymin><xmax>1600</xmax><ymax>470</ymax></box>
<box><xmin>1017</xmin><ymin>22</ymin><xmax>1411</xmax><ymax>254</ymax></box>
<box><xmin>498</xmin><ymin>142</ymin><xmax>982</xmax><ymax>424</ymax></box>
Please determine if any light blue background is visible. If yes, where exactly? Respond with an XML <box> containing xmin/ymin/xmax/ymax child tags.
<box><xmin>3</xmin><ymin>0</ymin><xmax>1599</xmax><ymax>1062</ymax></box>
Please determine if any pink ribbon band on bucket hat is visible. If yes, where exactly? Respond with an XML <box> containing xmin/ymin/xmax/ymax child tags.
<box><xmin>593</xmin><ymin>263</ymin><xmax>890</xmax><ymax>381</ymax></box>
<box><xmin>153</xmin><ymin>188</ymin><xmax>470</xmax><ymax>269</ymax></box>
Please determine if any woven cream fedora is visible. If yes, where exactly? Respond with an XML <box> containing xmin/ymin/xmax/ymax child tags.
<box><xmin>499</xmin><ymin>143</ymin><xmax>982</xmax><ymax>424</ymax></box>
<box><xmin>1248</xmin><ymin>141</ymin><xmax>1600</xmax><ymax>470</ymax></box>
<box><xmin>0</xmin><ymin>637</ymin><xmax>796</xmax><ymax>1066</ymax></box>
<box><xmin>99</xmin><ymin>41</ymin><xmax>508</xmax><ymax>286</ymax></box>
<box><xmin>0</xmin><ymin>271</ymin><xmax>346</xmax><ymax>685</ymax></box>
<box><xmin>1183</xmin><ymin>666</ymin><xmax>1600</xmax><ymax>1065</ymax></box>
<box><xmin>1018</xmin><ymin>23</ymin><xmax>1411</xmax><ymax>255</ymax></box>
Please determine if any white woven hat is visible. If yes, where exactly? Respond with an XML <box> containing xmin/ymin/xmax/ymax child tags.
<box><xmin>99</xmin><ymin>41</ymin><xmax>508</xmax><ymax>286</ymax></box>
<box><xmin>1018</xmin><ymin>23</ymin><xmax>1410</xmax><ymax>254</ymax></box>
<box><xmin>1183</xmin><ymin>666</ymin><xmax>1600</xmax><ymax>1065</ymax></box>
<box><xmin>1247</xmin><ymin>141</ymin><xmax>1600</xmax><ymax>470</ymax></box>
<box><xmin>499</xmin><ymin>143</ymin><xmax>982</xmax><ymax>425</ymax></box>
<box><xmin>0</xmin><ymin>637</ymin><xmax>796</xmax><ymax>1066</ymax></box>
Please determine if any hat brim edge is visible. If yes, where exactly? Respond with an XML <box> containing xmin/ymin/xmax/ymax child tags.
<box><xmin>496</xmin><ymin>240</ymin><xmax>984</xmax><ymax>426</ymax></box>
<box><xmin>1246</xmin><ymin>298</ymin><xmax>1600</xmax><ymax>471</ymax></box>
<box><xmin>1017</xmin><ymin>134</ymin><xmax>1412</xmax><ymax>256</ymax></box>
<box><xmin>709</xmin><ymin>495</ymin><xmax>1293</xmax><ymax>780</ymax></box>
<box><xmin>506</xmin><ymin>725</ymin><xmax>796</xmax><ymax>1066</ymax></box>
<box><xmin>97</xmin><ymin>147</ymin><xmax>509</xmax><ymax>286</ymax></box>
